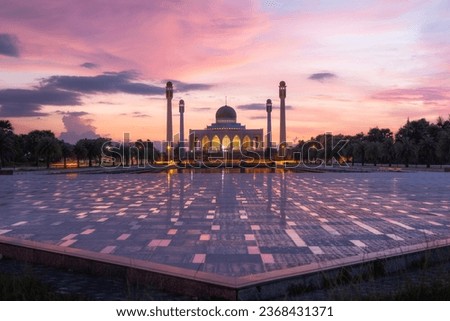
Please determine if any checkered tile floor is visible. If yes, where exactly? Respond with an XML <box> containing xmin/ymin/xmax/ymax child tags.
<box><xmin>0</xmin><ymin>171</ymin><xmax>449</xmax><ymax>277</ymax></box>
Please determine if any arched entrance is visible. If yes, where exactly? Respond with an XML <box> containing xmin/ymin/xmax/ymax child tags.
<box><xmin>201</xmin><ymin>136</ymin><xmax>210</xmax><ymax>151</ymax></box>
<box><xmin>211</xmin><ymin>135</ymin><xmax>221</xmax><ymax>151</ymax></box>
<box><xmin>222</xmin><ymin>135</ymin><xmax>231</xmax><ymax>150</ymax></box>
<box><xmin>242</xmin><ymin>135</ymin><xmax>251</xmax><ymax>150</ymax></box>
<box><xmin>232</xmin><ymin>135</ymin><xmax>241</xmax><ymax>151</ymax></box>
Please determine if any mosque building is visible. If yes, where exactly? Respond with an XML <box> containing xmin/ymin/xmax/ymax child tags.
<box><xmin>165</xmin><ymin>81</ymin><xmax>287</xmax><ymax>157</ymax></box>
<box><xmin>189</xmin><ymin>105</ymin><xmax>263</xmax><ymax>152</ymax></box>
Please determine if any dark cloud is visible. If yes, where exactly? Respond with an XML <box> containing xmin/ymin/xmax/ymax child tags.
<box><xmin>169</xmin><ymin>80</ymin><xmax>213</xmax><ymax>92</ymax></box>
<box><xmin>0</xmin><ymin>88</ymin><xmax>80</xmax><ymax>105</ymax></box>
<box><xmin>42</xmin><ymin>71</ymin><xmax>163</xmax><ymax>95</ymax></box>
<box><xmin>308</xmin><ymin>72</ymin><xmax>337</xmax><ymax>82</ymax></box>
<box><xmin>0</xmin><ymin>88</ymin><xmax>81</xmax><ymax>117</ymax></box>
<box><xmin>0</xmin><ymin>103</ymin><xmax>47</xmax><ymax>117</ymax></box>
<box><xmin>80</xmin><ymin>62</ymin><xmax>98</xmax><ymax>69</ymax></box>
<box><xmin>0</xmin><ymin>33</ymin><xmax>19</xmax><ymax>57</ymax></box>
<box><xmin>0</xmin><ymin>71</ymin><xmax>212</xmax><ymax>117</ymax></box>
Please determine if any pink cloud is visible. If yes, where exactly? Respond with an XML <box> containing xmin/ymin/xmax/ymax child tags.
<box><xmin>59</xmin><ymin>113</ymin><xmax>99</xmax><ymax>144</ymax></box>
<box><xmin>0</xmin><ymin>1</ymin><xmax>271</xmax><ymax>79</ymax></box>
<box><xmin>371</xmin><ymin>87</ymin><xmax>450</xmax><ymax>103</ymax></box>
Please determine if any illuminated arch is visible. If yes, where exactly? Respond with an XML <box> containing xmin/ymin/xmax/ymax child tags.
<box><xmin>201</xmin><ymin>135</ymin><xmax>210</xmax><ymax>150</ymax></box>
<box><xmin>222</xmin><ymin>135</ymin><xmax>231</xmax><ymax>150</ymax></box>
<box><xmin>242</xmin><ymin>135</ymin><xmax>251</xmax><ymax>150</ymax></box>
<box><xmin>232</xmin><ymin>135</ymin><xmax>241</xmax><ymax>151</ymax></box>
<box><xmin>253</xmin><ymin>136</ymin><xmax>260</xmax><ymax>149</ymax></box>
<box><xmin>211</xmin><ymin>135</ymin><xmax>221</xmax><ymax>151</ymax></box>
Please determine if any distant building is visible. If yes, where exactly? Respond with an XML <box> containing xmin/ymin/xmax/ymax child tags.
<box><xmin>189</xmin><ymin>105</ymin><xmax>263</xmax><ymax>152</ymax></box>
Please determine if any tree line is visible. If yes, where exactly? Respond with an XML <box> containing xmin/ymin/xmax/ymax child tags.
<box><xmin>293</xmin><ymin>116</ymin><xmax>450</xmax><ymax>167</ymax></box>
<box><xmin>0</xmin><ymin>120</ymin><xmax>160</xmax><ymax>169</ymax></box>
<box><xmin>1</xmin><ymin>116</ymin><xmax>450</xmax><ymax>169</ymax></box>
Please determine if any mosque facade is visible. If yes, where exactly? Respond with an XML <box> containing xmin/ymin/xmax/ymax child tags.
<box><xmin>165</xmin><ymin>81</ymin><xmax>287</xmax><ymax>158</ymax></box>
<box><xmin>188</xmin><ymin>105</ymin><xmax>263</xmax><ymax>152</ymax></box>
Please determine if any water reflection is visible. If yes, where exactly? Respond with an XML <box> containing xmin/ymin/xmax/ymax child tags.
<box><xmin>165</xmin><ymin>169</ymin><xmax>287</xmax><ymax>227</ymax></box>
<box><xmin>266</xmin><ymin>172</ymin><xmax>272</xmax><ymax>213</ymax></box>
<box><xmin>280</xmin><ymin>171</ymin><xmax>287</xmax><ymax>226</ymax></box>
<box><xmin>166</xmin><ymin>170</ymin><xmax>172</xmax><ymax>218</ymax></box>
<box><xmin>179</xmin><ymin>173</ymin><xmax>185</xmax><ymax>216</ymax></box>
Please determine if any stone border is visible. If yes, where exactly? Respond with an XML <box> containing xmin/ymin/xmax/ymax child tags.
<box><xmin>1</xmin><ymin>235</ymin><xmax>449</xmax><ymax>300</ymax></box>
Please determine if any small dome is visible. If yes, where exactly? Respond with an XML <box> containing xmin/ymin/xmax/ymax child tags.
<box><xmin>279</xmin><ymin>81</ymin><xmax>286</xmax><ymax>87</ymax></box>
<box><xmin>216</xmin><ymin>105</ymin><xmax>237</xmax><ymax>123</ymax></box>
<box><xmin>166</xmin><ymin>81</ymin><xmax>173</xmax><ymax>87</ymax></box>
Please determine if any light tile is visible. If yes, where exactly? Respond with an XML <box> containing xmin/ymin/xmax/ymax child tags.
<box><xmin>247</xmin><ymin>246</ymin><xmax>260</xmax><ymax>254</ymax></box>
<box><xmin>117</xmin><ymin>233</ymin><xmax>131</xmax><ymax>241</ymax></box>
<box><xmin>261</xmin><ymin>254</ymin><xmax>275</xmax><ymax>264</ymax></box>
<box><xmin>192</xmin><ymin>254</ymin><xmax>206</xmax><ymax>264</ymax></box>
<box><xmin>100</xmin><ymin>246</ymin><xmax>116</xmax><ymax>254</ymax></box>
<box><xmin>309</xmin><ymin>246</ymin><xmax>324</xmax><ymax>255</ymax></box>
<box><xmin>61</xmin><ymin>233</ymin><xmax>78</xmax><ymax>241</ymax></box>
<box><xmin>200</xmin><ymin>234</ymin><xmax>211</xmax><ymax>241</ymax></box>
<box><xmin>244</xmin><ymin>234</ymin><xmax>255</xmax><ymax>241</ymax></box>
<box><xmin>350</xmin><ymin>240</ymin><xmax>367</xmax><ymax>248</ymax></box>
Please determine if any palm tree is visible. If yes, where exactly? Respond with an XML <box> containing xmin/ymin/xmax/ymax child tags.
<box><xmin>36</xmin><ymin>136</ymin><xmax>62</xmax><ymax>169</ymax></box>
<box><xmin>395</xmin><ymin>138</ymin><xmax>416</xmax><ymax>168</ymax></box>
<box><xmin>381</xmin><ymin>137</ymin><xmax>395</xmax><ymax>167</ymax></box>
<box><xmin>25</xmin><ymin>130</ymin><xmax>56</xmax><ymax>167</ymax></box>
<box><xmin>135</xmin><ymin>139</ymin><xmax>146</xmax><ymax>166</ymax></box>
<box><xmin>366</xmin><ymin>141</ymin><xmax>380</xmax><ymax>166</ymax></box>
<box><xmin>94</xmin><ymin>137</ymin><xmax>110</xmax><ymax>165</ymax></box>
<box><xmin>353</xmin><ymin>133</ymin><xmax>367</xmax><ymax>166</ymax></box>
<box><xmin>0</xmin><ymin>120</ymin><xmax>15</xmax><ymax>169</ymax></box>
<box><xmin>82</xmin><ymin>139</ymin><xmax>97</xmax><ymax>167</ymax></box>
<box><xmin>419</xmin><ymin>135</ymin><xmax>436</xmax><ymax>168</ymax></box>
<box><xmin>0</xmin><ymin>120</ymin><xmax>13</xmax><ymax>132</ymax></box>
<box><xmin>436</xmin><ymin>131</ymin><xmax>450</xmax><ymax>167</ymax></box>
<box><xmin>0</xmin><ymin>130</ymin><xmax>14</xmax><ymax>169</ymax></box>
<box><xmin>59</xmin><ymin>141</ymin><xmax>74</xmax><ymax>169</ymax></box>
<box><xmin>74</xmin><ymin>140</ymin><xmax>87</xmax><ymax>168</ymax></box>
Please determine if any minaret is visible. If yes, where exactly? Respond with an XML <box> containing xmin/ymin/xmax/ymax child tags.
<box><xmin>279</xmin><ymin>81</ymin><xmax>287</xmax><ymax>153</ymax></box>
<box><xmin>266</xmin><ymin>99</ymin><xmax>272</xmax><ymax>150</ymax></box>
<box><xmin>179</xmin><ymin>99</ymin><xmax>185</xmax><ymax>159</ymax></box>
<box><xmin>165</xmin><ymin>81</ymin><xmax>173</xmax><ymax>161</ymax></box>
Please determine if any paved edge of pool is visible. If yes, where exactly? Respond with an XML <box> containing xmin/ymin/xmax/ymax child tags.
<box><xmin>1</xmin><ymin>235</ymin><xmax>450</xmax><ymax>300</ymax></box>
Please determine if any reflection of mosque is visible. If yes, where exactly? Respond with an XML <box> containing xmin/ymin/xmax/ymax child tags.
<box><xmin>189</xmin><ymin>105</ymin><xmax>263</xmax><ymax>152</ymax></box>
<box><xmin>166</xmin><ymin>170</ymin><xmax>287</xmax><ymax>229</ymax></box>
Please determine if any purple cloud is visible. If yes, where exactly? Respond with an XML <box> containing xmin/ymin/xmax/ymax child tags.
<box><xmin>80</xmin><ymin>62</ymin><xmax>98</xmax><ymax>69</ymax></box>
<box><xmin>372</xmin><ymin>87</ymin><xmax>450</xmax><ymax>102</ymax></box>
<box><xmin>42</xmin><ymin>71</ymin><xmax>162</xmax><ymax>95</ymax></box>
<box><xmin>0</xmin><ymin>34</ymin><xmax>19</xmax><ymax>57</ymax></box>
<box><xmin>308</xmin><ymin>72</ymin><xmax>337</xmax><ymax>82</ymax></box>
<box><xmin>237</xmin><ymin>103</ymin><xmax>293</xmax><ymax>110</ymax></box>
<box><xmin>0</xmin><ymin>88</ymin><xmax>81</xmax><ymax>117</ymax></box>
<box><xmin>168</xmin><ymin>80</ymin><xmax>213</xmax><ymax>92</ymax></box>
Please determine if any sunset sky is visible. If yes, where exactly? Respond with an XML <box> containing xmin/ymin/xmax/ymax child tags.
<box><xmin>1</xmin><ymin>0</ymin><xmax>449</xmax><ymax>145</ymax></box>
